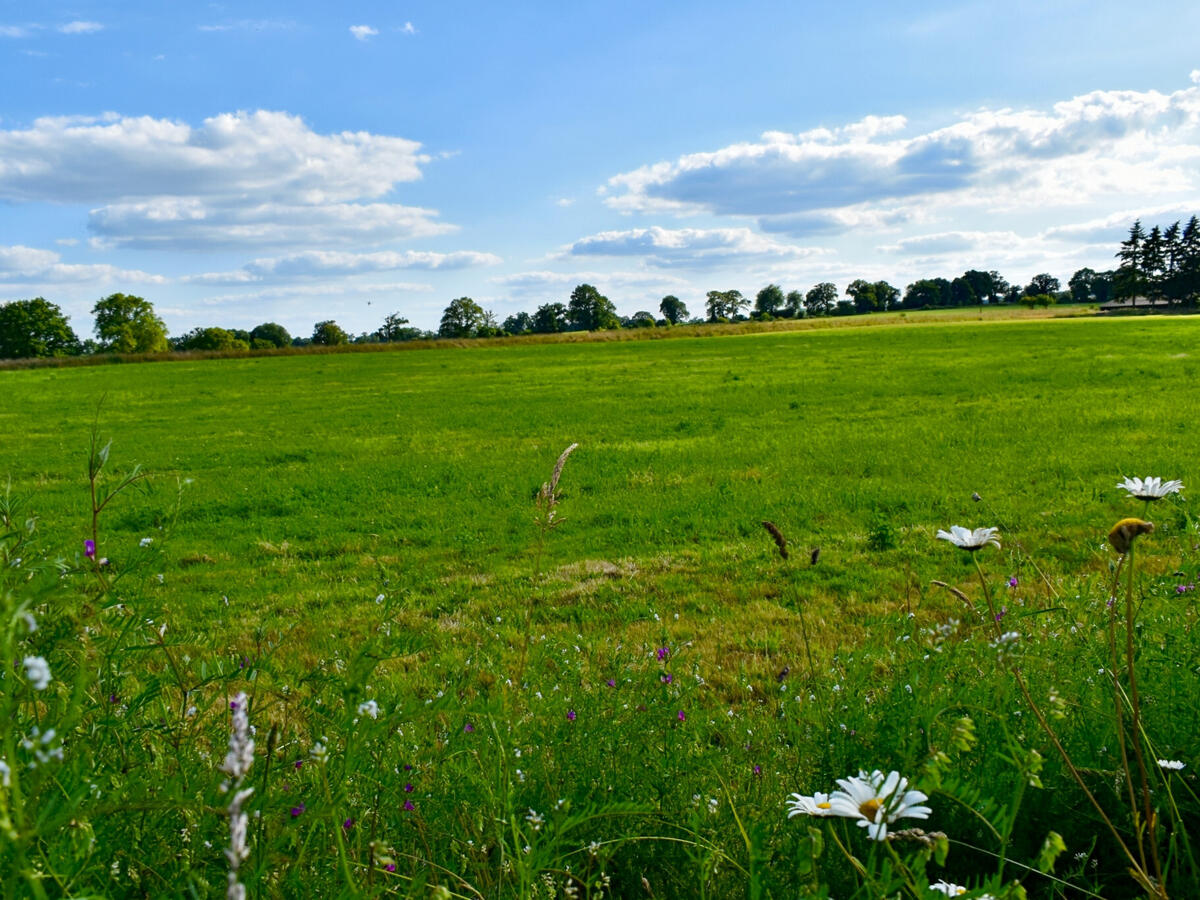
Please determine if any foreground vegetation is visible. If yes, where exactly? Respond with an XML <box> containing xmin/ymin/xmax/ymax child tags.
<box><xmin>2</xmin><ymin>316</ymin><xmax>1199</xmax><ymax>897</ymax></box>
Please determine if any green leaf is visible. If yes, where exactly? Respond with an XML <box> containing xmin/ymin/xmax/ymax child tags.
<box><xmin>1036</xmin><ymin>830</ymin><xmax>1066</xmax><ymax>873</ymax></box>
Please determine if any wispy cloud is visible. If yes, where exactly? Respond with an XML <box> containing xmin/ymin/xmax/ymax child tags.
<box><xmin>561</xmin><ymin>226</ymin><xmax>828</xmax><ymax>268</ymax></box>
<box><xmin>184</xmin><ymin>249</ymin><xmax>502</xmax><ymax>284</ymax></box>
<box><xmin>400</xmin><ymin>22</ymin><xmax>416</xmax><ymax>35</ymax></box>
<box><xmin>198</xmin><ymin>19</ymin><xmax>295</xmax><ymax>33</ymax></box>
<box><xmin>0</xmin><ymin>25</ymin><xmax>32</xmax><ymax>38</ymax></box>
<box><xmin>58</xmin><ymin>21</ymin><xmax>103</xmax><ymax>34</ymax></box>
<box><xmin>349</xmin><ymin>24</ymin><xmax>378</xmax><ymax>41</ymax></box>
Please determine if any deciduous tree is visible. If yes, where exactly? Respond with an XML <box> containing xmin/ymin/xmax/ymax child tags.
<box><xmin>0</xmin><ymin>297</ymin><xmax>80</xmax><ymax>359</ymax></box>
<box><xmin>92</xmin><ymin>293</ymin><xmax>168</xmax><ymax>353</ymax></box>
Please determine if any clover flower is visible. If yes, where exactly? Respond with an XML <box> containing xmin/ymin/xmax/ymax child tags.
<box><xmin>1117</xmin><ymin>476</ymin><xmax>1183</xmax><ymax>501</ymax></box>
<box><xmin>23</xmin><ymin>655</ymin><xmax>51</xmax><ymax>691</ymax></box>
<box><xmin>356</xmin><ymin>700</ymin><xmax>380</xmax><ymax>719</ymax></box>
<box><xmin>84</xmin><ymin>539</ymin><xmax>95</xmax><ymax>558</ymax></box>
<box><xmin>827</xmin><ymin>770</ymin><xmax>932</xmax><ymax>841</ymax></box>
<box><xmin>936</xmin><ymin>526</ymin><xmax>1000</xmax><ymax>552</ymax></box>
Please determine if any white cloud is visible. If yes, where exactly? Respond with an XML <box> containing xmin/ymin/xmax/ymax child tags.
<box><xmin>0</xmin><ymin>110</ymin><xmax>447</xmax><ymax>251</ymax></box>
<box><xmin>1040</xmin><ymin>206</ymin><xmax>1198</xmax><ymax>244</ymax></box>
<box><xmin>89</xmin><ymin>200</ymin><xmax>453</xmax><ymax>250</ymax></box>
<box><xmin>183</xmin><ymin>249</ymin><xmax>502</xmax><ymax>284</ymax></box>
<box><xmin>350</xmin><ymin>25</ymin><xmax>378</xmax><ymax>41</ymax></box>
<box><xmin>197</xmin><ymin>280</ymin><xmax>433</xmax><ymax>306</ymax></box>
<box><xmin>58</xmin><ymin>21</ymin><xmax>103</xmax><ymax>34</ymax></box>
<box><xmin>603</xmin><ymin>79</ymin><xmax>1200</xmax><ymax>234</ymax></box>
<box><xmin>1192</xmin><ymin>70</ymin><xmax>1200</xmax><ymax>86</ymax></box>
<box><xmin>491</xmin><ymin>268</ymin><xmax>690</xmax><ymax>296</ymax></box>
<box><xmin>881</xmin><ymin>231</ymin><xmax>1024</xmax><ymax>255</ymax></box>
<box><xmin>198</xmin><ymin>20</ymin><xmax>295</xmax><ymax>33</ymax></box>
<box><xmin>562</xmin><ymin>226</ymin><xmax>829</xmax><ymax>267</ymax></box>
<box><xmin>0</xmin><ymin>243</ymin><xmax>164</xmax><ymax>284</ymax></box>
<box><xmin>0</xmin><ymin>25</ymin><xmax>31</xmax><ymax>38</ymax></box>
<box><xmin>400</xmin><ymin>22</ymin><xmax>417</xmax><ymax>35</ymax></box>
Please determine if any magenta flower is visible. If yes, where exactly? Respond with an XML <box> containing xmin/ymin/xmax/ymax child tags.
<box><xmin>676</xmin><ymin>710</ymin><xmax>686</xmax><ymax>722</ymax></box>
<box><xmin>385</xmin><ymin>863</ymin><xmax>397</xmax><ymax>872</ymax></box>
<box><xmin>661</xmin><ymin>674</ymin><xmax>673</xmax><ymax>684</ymax></box>
<box><xmin>567</xmin><ymin>709</ymin><xmax>576</xmax><ymax>721</ymax></box>
<box><xmin>403</xmin><ymin>799</ymin><xmax>415</xmax><ymax>811</ymax></box>
<box><xmin>84</xmin><ymin>539</ymin><xmax>96</xmax><ymax>558</ymax></box>
<box><xmin>606</xmin><ymin>678</ymin><xmax>616</xmax><ymax>687</ymax></box>
<box><xmin>656</xmin><ymin>647</ymin><xmax>669</xmax><ymax>661</ymax></box>
<box><xmin>1008</xmin><ymin>576</ymin><xmax>1019</xmax><ymax>588</ymax></box>
<box><xmin>290</xmin><ymin>804</ymin><xmax>305</xmax><ymax>818</ymax></box>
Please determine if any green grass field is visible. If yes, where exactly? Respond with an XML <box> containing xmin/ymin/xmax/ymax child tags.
<box><xmin>2</xmin><ymin>313</ymin><xmax>1199</xmax><ymax>898</ymax></box>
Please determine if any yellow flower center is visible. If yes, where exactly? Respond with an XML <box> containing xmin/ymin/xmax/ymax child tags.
<box><xmin>859</xmin><ymin>798</ymin><xmax>883</xmax><ymax>821</ymax></box>
<box><xmin>816</xmin><ymin>802</ymin><xmax>831</xmax><ymax>810</ymax></box>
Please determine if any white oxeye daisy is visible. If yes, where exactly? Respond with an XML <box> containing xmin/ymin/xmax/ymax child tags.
<box><xmin>786</xmin><ymin>791</ymin><xmax>835</xmax><ymax>817</ymax></box>
<box><xmin>828</xmin><ymin>769</ymin><xmax>931</xmax><ymax>841</ymax></box>
<box><xmin>1117</xmin><ymin>476</ymin><xmax>1183</xmax><ymax>501</ymax></box>
<box><xmin>929</xmin><ymin>882</ymin><xmax>968</xmax><ymax>897</ymax></box>
<box><xmin>936</xmin><ymin>526</ymin><xmax>1000</xmax><ymax>552</ymax></box>
<box><xmin>1157</xmin><ymin>759</ymin><xmax>1186</xmax><ymax>771</ymax></box>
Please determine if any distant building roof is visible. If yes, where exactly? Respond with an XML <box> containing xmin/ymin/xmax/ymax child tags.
<box><xmin>1098</xmin><ymin>296</ymin><xmax>1171</xmax><ymax>311</ymax></box>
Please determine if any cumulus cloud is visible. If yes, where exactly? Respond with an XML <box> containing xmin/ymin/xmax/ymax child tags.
<box><xmin>1041</xmin><ymin>206</ymin><xmax>1199</xmax><ymax>244</ymax></box>
<box><xmin>0</xmin><ymin>110</ymin><xmax>451</xmax><ymax>250</ymax></box>
<box><xmin>350</xmin><ymin>25</ymin><xmax>378</xmax><ymax>41</ymax></box>
<box><xmin>0</xmin><ymin>243</ymin><xmax>164</xmax><ymax>284</ymax></box>
<box><xmin>561</xmin><ymin>226</ymin><xmax>828</xmax><ymax>267</ymax></box>
<box><xmin>183</xmin><ymin>249</ymin><xmax>502</xmax><ymax>284</ymax></box>
<box><xmin>604</xmin><ymin>80</ymin><xmax>1200</xmax><ymax>234</ymax></box>
<box><xmin>59</xmin><ymin>21</ymin><xmax>103</xmax><ymax>34</ymax></box>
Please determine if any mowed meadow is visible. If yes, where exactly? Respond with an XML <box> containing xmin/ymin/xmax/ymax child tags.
<box><xmin>3</xmin><ymin>313</ymin><xmax>1200</xmax><ymax>898</ymax></box>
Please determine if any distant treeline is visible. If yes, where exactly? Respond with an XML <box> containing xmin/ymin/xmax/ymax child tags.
<box><xmin>1</xmin><ymin>215</ymin><xmax>1197</xmax><ymax>360</ymax></box>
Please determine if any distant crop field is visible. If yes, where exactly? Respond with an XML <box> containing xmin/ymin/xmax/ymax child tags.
<box><xmin>3</xmin><ymin>313</ymin><xmax>1198</xmax><ymax>897</ymax></box>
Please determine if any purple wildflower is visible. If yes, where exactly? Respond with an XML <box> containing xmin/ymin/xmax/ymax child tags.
<box><xmin>84</xmin><ymin>539</ymin><xmax>95</xmax><ymax>558</ymax></box>
<box><xmin>404</xmin><ymin>783</ymin><xmax>414</xmax><ymax>793</ymax></box>
<box><xmin>567</xmin><ymin>709</ymin><xmax>576</xmax><ymax>721</ymax></box>
<box><xmin>108</xmin><ymin>693</ymin><xmax>118</xmax><ymax>704</ymax></box>
<box><xmin>403</xmin><ymin>763</ymin><xmax>413</xmax><ymax>771</ymax></box>
<box><xmin>1008</xmin><ymin>576</ymin><xmax>1019</xmax><ymax>588</ymax></box>
<box><xmin>403</xmin><ymin>799</ymin><xmax>414</xmax><ymax>811</ymax></box>
<box><xmin>676</xmin><ymin>710</ymin><xmax>686</xmax><ymax>722</ymax></box>
<box><xmin>294</xmin><ymin>759</ymin><xmax>303</xmax><ymax>770</ymax></box>
<box><xmin>463</xmin><ymin>722</ymin><xmax>475</xmax><ymax>733</ymax></box>
<box><xmin>606</xmin><ymin>678</ymin><xmax>616</xmax><ymax>687</ymax></box>
<box><xmin>753</xmin><ymin>764</ymin><xmax>762</xmax><ymax>776</ymax></box>
<box><xmin>343</xmin><ymin>818</ymin><xmax>354</xmax><ymax>831</ymax></box>
<box><xmin>994</xmin><ymin>606</ymin><xmax>1007</xmax><ymax>622</ymax></box>
<box><xmin>385</xmin><ymin>863</ymin><xmax>397</xmax><ymax>872</ymax></box>
<box><xmin>290</xmin><ymin>804</ymin><xmax>305</xmax><ymax>818</ymax></box>
<box><xmin>661</xmin><ymin>674</ymin><xmax>673</xmax><ymax>684</ymax></box>
<box><xmin>656</xmin><ymin>647</ymin><xmax>669</xmax><ymax>661</ymax></box>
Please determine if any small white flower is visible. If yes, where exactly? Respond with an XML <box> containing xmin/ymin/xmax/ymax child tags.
<box><xmin>936</xmin><ymin>526</ymin><xmax>1001</xmax><ymax>551</ymax></box>
<box><xmin>23</xmin><ymin>655</ymin><xmax>51</xmax><ymax>690</ymax></box>
<box><xmin>1158</xmin><ymin>759</ymin><xmax>1186</xmax><ymax>771</ymax></box>
<box><xmin>357</xmin><ymin>700</ymin><xmax>380</xmax><ymax>719</ymax></box>
<box><xmin>21</xmin><ymin>612</ymin><xmax>37</xmax><ymax>633</ymax></box>
<box><xmin>310</xmin><ymin>742</ymin><xmax>328</xmax><ymax>763</ymax></box>
<box><xmin>786</xmin><ymin>791</ymin><xmax>835</xmax><ymax>817</ymax></box>
<box><xmin>929</xmin><ymin>882</ymin><xmax>968</xmax><ymax>896</ymax></box>
<box><xmin>140</xmin><ymin>537</ymin><xmax>153</xmax><ymax>547</ymax></box>
<box><xmin>525</xmin><ymin>809</ymin><xmax>544</xmax><ymax>830</ymax></box>
<box><xmin>1117</xmin><ymin>476</ymin><xmax>1183</xmax><ymax>501</ymax></box>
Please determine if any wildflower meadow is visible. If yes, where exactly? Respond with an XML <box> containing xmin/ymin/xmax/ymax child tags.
<box><xmin>2</xmin><ymin>314</ymin><xmax>1199</xmax><ymax>898</ymax></box>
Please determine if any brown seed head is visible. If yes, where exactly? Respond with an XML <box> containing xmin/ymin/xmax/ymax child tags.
<box><xmin>1108</xmin><ymin>517</ymin><xmax>1154</xmax><ymax>554</ymax></box>
<box><xmin>761</xmin><ymin>520</ymin><xmax>788</xmax><ymax>559</ymax></box>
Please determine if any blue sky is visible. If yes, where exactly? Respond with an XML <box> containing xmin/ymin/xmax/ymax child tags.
<box><xmin>1</xmin><ymin>1</ymin><xmax>1199</xmax><ymax>337</ymax></box>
